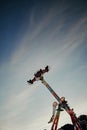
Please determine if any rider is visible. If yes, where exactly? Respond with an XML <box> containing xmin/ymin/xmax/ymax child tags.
<box><xmin>48</xmin><ymin>101</ymin><xmax>87</xmax><ymax>130</ymax></box>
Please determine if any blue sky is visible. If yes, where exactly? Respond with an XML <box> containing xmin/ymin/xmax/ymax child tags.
<box><xmin>0</xmin><ymin>0</ymin><xmax>87</xmax><ymax>130</ymax></box>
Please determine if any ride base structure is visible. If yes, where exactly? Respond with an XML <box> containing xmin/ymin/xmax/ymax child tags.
<box><xmin>27</xmin><ymin>66</ymin><xmax>82</xmax><ymax>130</ymax></box>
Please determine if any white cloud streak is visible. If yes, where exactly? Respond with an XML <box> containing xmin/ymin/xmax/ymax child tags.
<box><xmin>0</xmin><ymin>2</ymin><xmax>87</xmax><ymax>130</ymax></box>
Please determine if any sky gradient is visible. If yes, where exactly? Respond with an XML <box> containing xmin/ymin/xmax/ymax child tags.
<box><xmin>0</xmin><ymin>0</ymin><xmax>87</xmax><ymax>130</ymax></box>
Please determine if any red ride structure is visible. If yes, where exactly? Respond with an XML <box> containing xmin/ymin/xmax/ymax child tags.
<box><xmin>27</xmin><ymin>66</ymin><xmax>82</xmax><ymax>130</ymax></box>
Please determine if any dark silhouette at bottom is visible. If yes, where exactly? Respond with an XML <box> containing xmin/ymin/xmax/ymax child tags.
<box><xmin>58</xmin><ymin>115</ymin><xmax>87</xmax><ymax>130</ymax></box>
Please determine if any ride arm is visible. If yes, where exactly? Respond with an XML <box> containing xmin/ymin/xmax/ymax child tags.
<box><xmin>27</xmin><ymin>66</ymin><xmax>81</xmax><ymax>130</ymax></box>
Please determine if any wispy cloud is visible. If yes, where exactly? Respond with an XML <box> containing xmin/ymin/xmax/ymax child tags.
<box><xmin>0</xmin><ymin>1</ymin><xmax>87</xmax><ymax>130</ymax></box>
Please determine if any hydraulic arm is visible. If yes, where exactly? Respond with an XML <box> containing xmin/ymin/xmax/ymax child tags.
<box><xmin>27</xmin><ymin>66</ymin><xmax>81</xmax><ymax>130</ymax></box>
